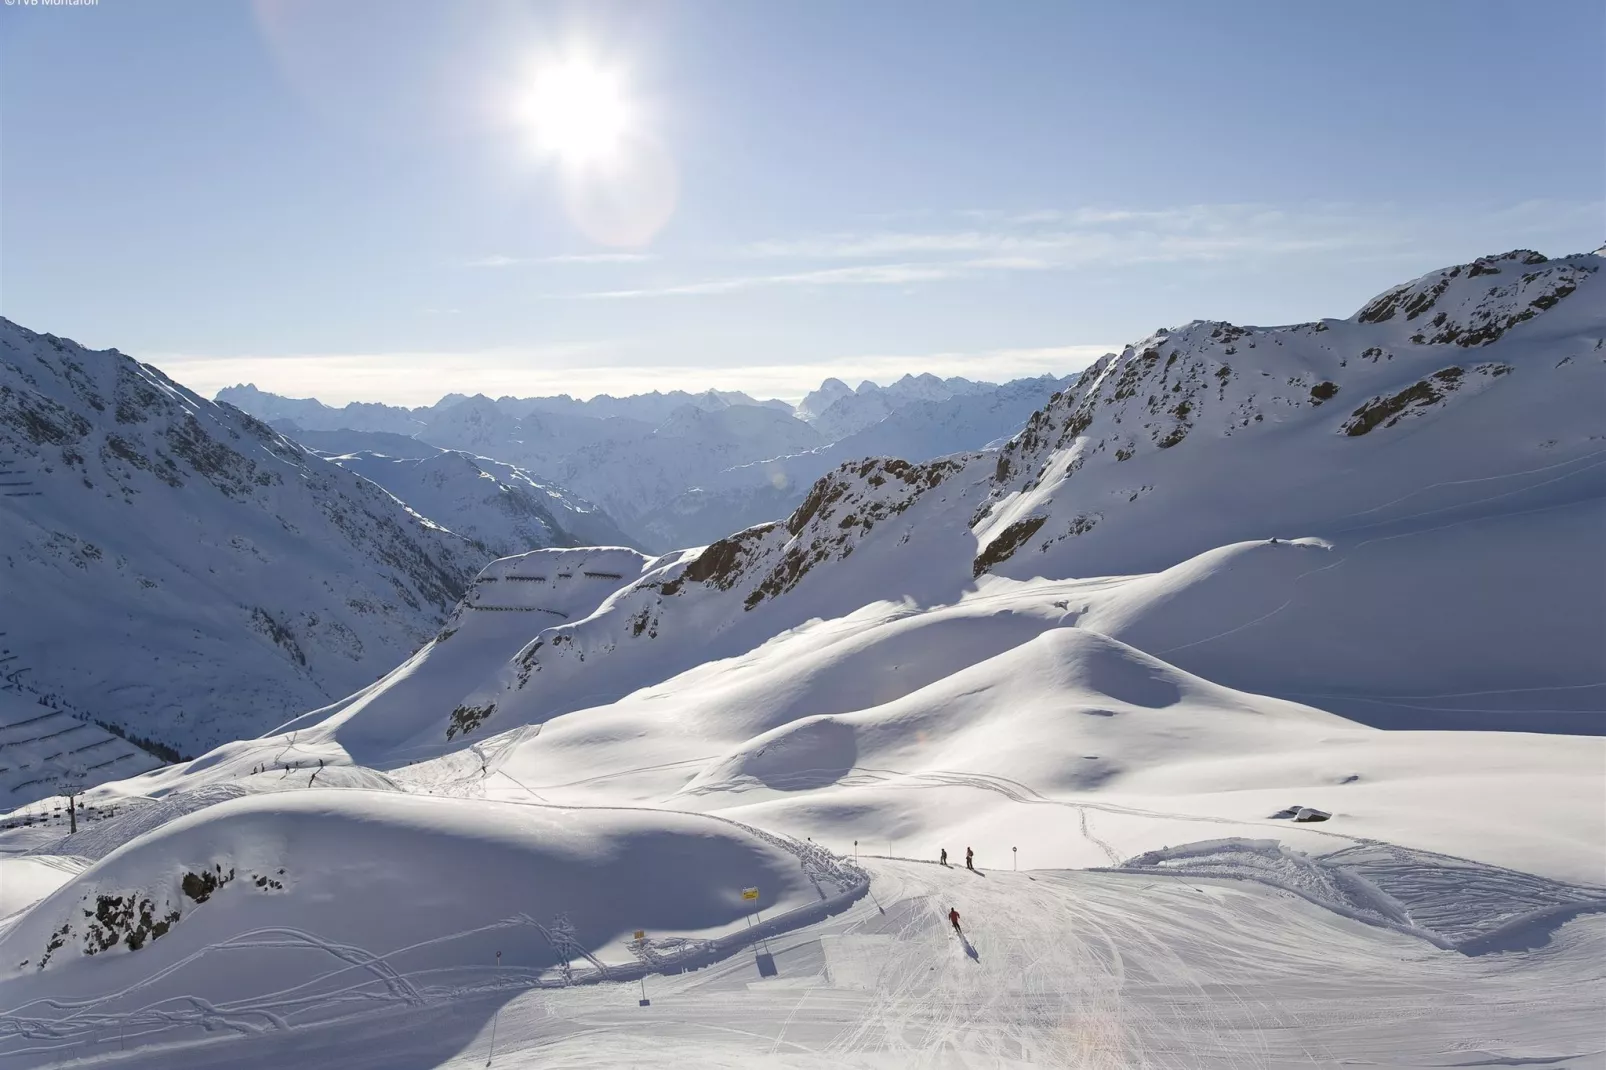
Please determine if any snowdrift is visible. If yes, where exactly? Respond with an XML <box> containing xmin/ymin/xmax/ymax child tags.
<box><xmin>0</xmin><ymin>791</ymin><xmax>860</xmax><ymax>1010</ymax></box>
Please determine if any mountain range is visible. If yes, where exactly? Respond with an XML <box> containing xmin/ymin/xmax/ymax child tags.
<box><xmin>1</xmin><ymin>249</ymin><xmax>1601</xmax><ymax>1069</ymax></box>
<box><xmin>2</xmin><ymin>248</ymin><xmax>1599</xmax><ymax>804</ymax></box>
<box><xmin>232</xmin><ymin>372</ymin><xmax>1076</xmax><ymax>549</ymax></box>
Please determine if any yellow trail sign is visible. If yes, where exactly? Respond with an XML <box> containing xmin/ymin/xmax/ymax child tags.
<box><xmin>633</xmin><ymin>930</ymin><xmax>645</xmax><ymax>941</ymax></box>
<box><xmin>741</xmin><ymin>887</ymin><xmax>760</xmax><ymax>901</ymax></box>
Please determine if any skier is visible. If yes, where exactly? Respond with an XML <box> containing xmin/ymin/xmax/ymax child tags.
<box><xmin>940</xmin><ymin>848</ymin><xmax>948</xmax><ymax>866</ymax></box>
<box><xmin>965</xmin><ymin>846</ymin><xmax>974</xmax><ymax>871</ymax></box>
<box><xmin>948</xmin><ymin>906</ymin><xmax>961</xmax><ymax>933</ymax></box>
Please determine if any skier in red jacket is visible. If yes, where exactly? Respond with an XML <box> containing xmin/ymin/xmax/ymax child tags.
<box><xmin>948</xmin><ymin>907</ymin><xmax>961</xmax><ymax>933</ymax></box>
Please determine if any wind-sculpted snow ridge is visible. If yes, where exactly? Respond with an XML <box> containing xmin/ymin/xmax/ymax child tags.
<box><xmin>1121</xmin><ymin>838</ymin><xmax>1606</xmax><ymax>954</ymax></box>
<box><xmin>0</xmin><ymin>318</ymin><xmax>488</xmax><ymax>780</ymax></box>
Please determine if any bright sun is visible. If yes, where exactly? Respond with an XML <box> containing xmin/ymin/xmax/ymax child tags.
<box><xmin>520</xmin><ymin>56</ymin><xmax>634</xmax><ymax>168</ymax></box>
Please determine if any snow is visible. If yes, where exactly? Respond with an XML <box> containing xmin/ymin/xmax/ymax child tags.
<box><xmin>0</xmin><ymin>320</ymin><xmax>487</xmax><ymax>796</ymax></box>
<box><xmin>0</xmin><ymin>691</ymin><xmax>159</xmax><ymax>807</ymax></box>
<box><xmin>327</xmin><ymin>450</ymin><xmax>638</xmax><ymax>556</ymax></box>
<box><xmin>0</xmin><ymin>856</ymin><xmax>83</xmax><ymax>923</ymax></box>
<box><xmin>0</xmin><ymin>858</ymin><xmax>1599</xmax><ymax>1067</ymax></box>
<box><xmin>0</xmin><ymin>249</ymin><xmax>1601</xmax><ymax>1066</ymax></box>
<box><xmin>233</xmin><ymin>373</ymin><xmax>1076</xmax><ymax>552</ymax></box>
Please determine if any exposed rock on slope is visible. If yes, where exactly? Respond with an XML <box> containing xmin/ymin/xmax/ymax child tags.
<box><xmin>980</xmin><ymin>248</ymin><xmax>1601</xmax><ymax>578</ymax></box>
<box><xmin>296</xmin><ymin>248</ymin><xmax>1603</xmax><ymax>752</ymax></box>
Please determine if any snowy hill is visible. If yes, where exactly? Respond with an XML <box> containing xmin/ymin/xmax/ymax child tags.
<box><xmin>0</xmin><ymin>318</ymin><xmax>488</xmax><ymax>783</ymax></box>
<box><xmin>326</xmin><ymin>450</ymin><xmax>638</xmax><ymax>556</ymax></box>
<box><xmin>1</xmin><ymin>250</ymin><xmax>1600</xmax><ymax>1068</ymax></box>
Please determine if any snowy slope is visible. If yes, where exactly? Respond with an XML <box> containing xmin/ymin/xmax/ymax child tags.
<box><xmin>327</xmin><ymin>450</ymin><xmax>638</xmax><ymax>556</ymax></box>
<box><xmin>1</xmin><ymin>854</ymin><xmax>1598</xmax><ymax>1069</ymax></box>
<box><xmin>0</xmin><ymin>690</ymin><xmax>160</xmax><ymax>808</ymax></box>
<box><xmin>1</xmin><ymin>250</ymin><xmax>1600</xmax><ymax>1068</ymax></box>
<box><xmin>0</xmin><ymin>318</ymin><xmax>488</xmax><ymax>775</ymax></box>
<box><xmin>0</xmin><ymin>790</ymin><xmax>856</xmax><ymax>985</ymax></box>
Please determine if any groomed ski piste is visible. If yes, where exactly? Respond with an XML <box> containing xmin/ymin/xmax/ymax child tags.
<box><xmin>1</xmin><ymin>249</ymin><xmax>1603</xmax><ymax>1068</ymax></box>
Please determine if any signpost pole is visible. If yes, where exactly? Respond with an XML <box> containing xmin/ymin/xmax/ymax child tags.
<box><xmin>741</xmin><ymin>886</ymin><xmax>760</xmax><ymax>926</ymax></box>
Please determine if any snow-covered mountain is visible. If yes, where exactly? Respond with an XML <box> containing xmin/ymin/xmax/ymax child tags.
<box><xmin>227</xmin><ymin>376</ymin><xmax>1078</xmax><ymax>550</ymax></box>
<box><xmin>636</xmin><ymin>372</ymin><xmax>1074</xmax><ymax>548</ymax></box>
<box><xmin>1</xmin><ymin>250</ymin><xmax>1601</xmax><ymax>1069</ymax></box>
<box><xmin>300</xmin><ymin>247</ymin><xmax>1605</xmax><ymax>753</ymax></box>
<box><xmin>214</xmin><ymin>384</ymin><xmax>427</xmax><ymax>435</ymax></box>
<box><xmin>221</xmin><ymin>384</ymin><xmax>795</xmax><ymax>439</ymax></box>
<box><xmin>327</xmin><ymin>450</ymin><xmax>639</xmax><ymax>556</ymax></box>
<box><xmin>799</xmin><ymin>373</ymin><xmax>990</xmax><ymax>440</ymax></box>
<box><xmin>411</xmin><ymin>397</ymin><xmax>826</xmax><ymax>537</ymax></box>
<box><xmin>0</xmin><ymin>319</ymin><xmax>489</xmax><ymax>792</ymax></box>
<box><xmin>513</xmin><ymin>387</ymin><xmax>793</xmax><ymax>422</ymax></box>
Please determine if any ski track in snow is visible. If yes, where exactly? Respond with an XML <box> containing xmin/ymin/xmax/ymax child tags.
<box><xmin>21</xmin><ymin>860</ymin><xmax>1593</xmax><ymax>1069</ymax></box>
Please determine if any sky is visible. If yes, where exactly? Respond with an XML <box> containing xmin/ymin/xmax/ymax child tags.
<box><xmin>2</xmin><ymin>0</ymin><xmax>1602</xmax><ymax>407</ymax></box>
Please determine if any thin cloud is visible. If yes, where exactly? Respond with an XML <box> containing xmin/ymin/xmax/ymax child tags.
<box><xmin>465</xmin><ymin>252</ymin><xmax>657</xmax><ymax>267</ymax></box>
<box><xmin>741</xmin><ymin>204</ymin><xmax>1381</xmax><ymax>263</ymax></box>
<box><xmin>570</xmin><ymin>262</ymin><xmax>974</xmax><ymax>299</ymax></box>
<box><xmin>736</xmin><ymin>200</ymin><xmax>1606</xmax><ymax>268</ymax></box>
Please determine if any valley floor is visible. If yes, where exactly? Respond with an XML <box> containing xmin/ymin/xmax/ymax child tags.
<box><xmin>4</xmin><ymin>855</ymin><xmax>1601</xmax><ymax>1069</ymax></box>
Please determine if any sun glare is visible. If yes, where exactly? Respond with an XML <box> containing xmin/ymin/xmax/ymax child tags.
<box><xmin>520</xmin><ymin>56</ymin><xmax>634</xmax><ymax>168</ymax></box>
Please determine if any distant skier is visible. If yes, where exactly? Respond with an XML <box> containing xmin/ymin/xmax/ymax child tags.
<box><xmin>940</xmin><ymin>848</ymin><xmax>948</xmax><ymax>866</ymax></box>
<box><xmin>948</xmin><ymin>907</ymin><xmax>961</xmax><ymax>933</ymax></box>
<box><xmin>965</xmin><ymin>847</ymin><xmax>974</xmax><ymax>871</ymax></box>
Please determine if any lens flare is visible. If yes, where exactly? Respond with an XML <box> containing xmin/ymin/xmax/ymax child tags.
<box><xmin>519</xmin><ymin>56</ymin><xmax>634</xmax><ymax>168</ymax></box>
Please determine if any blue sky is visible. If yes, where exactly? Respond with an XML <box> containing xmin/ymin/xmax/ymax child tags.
<box><xmin>3</xmin><ymin>0</ymin><xmax>1601</xmax><ymax>405</ymax></box>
